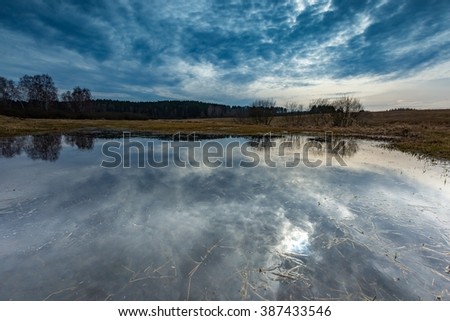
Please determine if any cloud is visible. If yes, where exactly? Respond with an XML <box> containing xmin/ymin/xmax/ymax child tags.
<box><xmin>0</xmin><ymin>0</ymin><xmax>449</xmax><ymax>108</ymax></box>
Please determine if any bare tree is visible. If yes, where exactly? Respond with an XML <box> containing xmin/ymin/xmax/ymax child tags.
<box><xmin>252</xmin><ymin>98</ymin><xmax>276</xmax><ymax>109</ymax></box>
<box><xmin>250</xmin><ymin>98</ymin><xmax>276</xmax><ymax>125</ymax></box>
<box><xmin>61</xmin><ymin>90</ymin><xmax>72</xmax><ymax>102</ymax></box>
<box><xmin>0</xmin><ymin>76</ymin><xmax>17</xmax><ymax>106</ymax></box>
<box><xmin>333</xmin><ymin>96</ymin><xmax>363</xmax><ymax>127</ymax></box>
<box><xmin>284</xmin><ymin>101</ymin><xmax>304</xmax><ymax>125</ymax></box>
<box><xmin>286</xmin><ymin>101</ymin><xmax>303</xmax><ymax>113</ymax></box>
<box><xmin>72</xmin><ymin>86</ymin><xmax>92</xmax><ymax>111</ymax></box>
<box><xmin>61</xmin><ymin>87</ymin><xmax>92</xmax><ymax>112</ymax></box>
<box><xmin>18</xmin><ymin>74</ymin><xmax>58</xmax><ymax>110</ymax></box>
<box><xmin>61</xmin><ymin>90</ymin><xmax>73</xmax><ymax>111</ymax></box>
<box><xmin>309</xmin><ymin>98</ymin><xmax>335</xmax><ymax>113</ymax></box>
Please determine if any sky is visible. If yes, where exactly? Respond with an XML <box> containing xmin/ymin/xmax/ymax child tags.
<box><xmin>1</xmin><ymin>0</ymin><xmax>450</xmax><ymax>110</ymax></box>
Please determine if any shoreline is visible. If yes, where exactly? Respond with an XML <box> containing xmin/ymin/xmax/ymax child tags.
<box><xmin>1</xmin><ymin>114</ymin><xmax>449</xmax><ymax>161</ymax></box>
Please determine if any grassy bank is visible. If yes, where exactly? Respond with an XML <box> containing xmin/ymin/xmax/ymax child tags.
<box><xmin>1</xmin><ymin>109</ymin><xmax>450</xmax><ymax>160</ymax></box>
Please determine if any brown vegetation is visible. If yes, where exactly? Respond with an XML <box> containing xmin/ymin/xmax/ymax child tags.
<box><xmin>0</xmin><ymin>109</ymin><xmax>449</xmax><ymax>160</ymax></box>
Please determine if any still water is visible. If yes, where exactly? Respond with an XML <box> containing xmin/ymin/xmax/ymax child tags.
<box><xmin>0</xmin><ymin>133</ymin><xmax>449</xmax><ymax>300</ymax></box>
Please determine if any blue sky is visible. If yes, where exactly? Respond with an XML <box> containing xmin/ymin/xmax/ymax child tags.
<box><xmin>1</xmin><ymin>0</ymin><xmax>449</xmax><ymax>110</ymax></box>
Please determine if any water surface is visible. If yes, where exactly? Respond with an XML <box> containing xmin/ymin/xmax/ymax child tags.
<box><xmin>0</xmin><ymin>134</ymin><xmax>449</xmax><ymax>300</ymax></box>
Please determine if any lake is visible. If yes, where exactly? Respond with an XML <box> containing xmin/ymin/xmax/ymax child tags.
<box><xmin>0</xmin><ymin>133</ymin><xmax>449</xmax><ymax>300</ymax></box>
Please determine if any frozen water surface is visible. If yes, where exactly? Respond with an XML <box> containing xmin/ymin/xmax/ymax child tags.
<box><xmin>0</xmin><ymin>134</ymin><xmax>449</xmax><ymax>300</ymax></box>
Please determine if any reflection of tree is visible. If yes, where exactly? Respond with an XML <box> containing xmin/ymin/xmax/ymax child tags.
<box><xmin>0</xmin><ymin>134</ymin><xmax>96</xmax><ymax>161</ymax></box>
<box><xmin>302</xmin><ymin>136</ymin><xmax>360</xmax><ymax>158</ymax></box>
<box><xmin>326</xmin><ymin>139</ymin><xmax>359</xmax><ymax>157</ymax></box>
<box><xmin>248</xmin><ymin>135</ymin><xmax>276</xmax><ymax>150</ymax></box>
<box><xmin>247</xmin><ymin>135</ymin><xmax>359</xmax><ymax>159</ymax></box>
<box><xmin>65</xmin><ymin>135</ymin><xmax>94</xmax><ymax>150</ymax></box>
<box><xmin>0</xmin><ymin>137</ymin><xmax>26</xmax><ymax>158</ymax></box>
<box><xmin>25</xmin><ymin>134</ymin><xmax>62</xmax><ymax>161</ymax></box>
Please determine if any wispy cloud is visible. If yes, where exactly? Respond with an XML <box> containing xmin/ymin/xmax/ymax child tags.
<box><xmin>0</xmin><ymin>0</ymin><xmax>449</xmax><ymax>109</ymax></box>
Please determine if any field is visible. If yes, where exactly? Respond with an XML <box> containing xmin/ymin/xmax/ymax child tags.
<box><xmin>1</xmin><ymin>109</ymin><xmax>450</xmax><ymax>160</ymax></box>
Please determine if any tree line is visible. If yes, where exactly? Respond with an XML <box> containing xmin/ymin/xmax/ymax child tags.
<box><xmin>0</xmin><ymin>74</ymin><xmax>259</xmax><ymax>119</ymax></box>
<box><xmin>1</xmin><ymin>74</ymin><xmax>363</xmax><ymax>126</ymax></box>
<box><xmin>1</xmin><ymin>74</ymin><xmax>93</xmax><ymax>114</ymax></box>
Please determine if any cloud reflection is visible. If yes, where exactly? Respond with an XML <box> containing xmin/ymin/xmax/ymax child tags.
<box><xmin>0</xmin><ymin>135</ymin><xmax>449</xmax><ymax>300</ymax></box>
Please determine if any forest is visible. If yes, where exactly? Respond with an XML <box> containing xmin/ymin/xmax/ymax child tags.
<box><xmin>1</xmin><ymin>74</ymin><xmax>365</xmax><ymax>130</ymax></box>
<box><xmin>0</xmin><ymin>74</ymin><xmax>288</xmax><ymax>120</ymax></box>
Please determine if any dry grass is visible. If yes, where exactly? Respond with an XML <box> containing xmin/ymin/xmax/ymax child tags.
<box><xmin>0</xmin><ymin>115</ymin><xmax>278</xmax><ymax>136</ymax></box>
<box><xmin>186</xmin><ymin>239</ymin><xmax>222</xmax><ymax>300</ymax></box>
<box><xmin>1</xmin><ymin>109</ymin><xmax>449</xmax><ymax>160</ymax></box>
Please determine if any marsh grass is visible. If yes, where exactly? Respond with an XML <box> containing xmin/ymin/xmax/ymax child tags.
<box><xmin>1</xmin><ymin>109</ymin><xmax>450</xmax><ymax>160</ymax></box>
<box><xmin>186</xmin><ymin>239</ymin><xmax>223</xmax><ymax>300</ymax></box>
